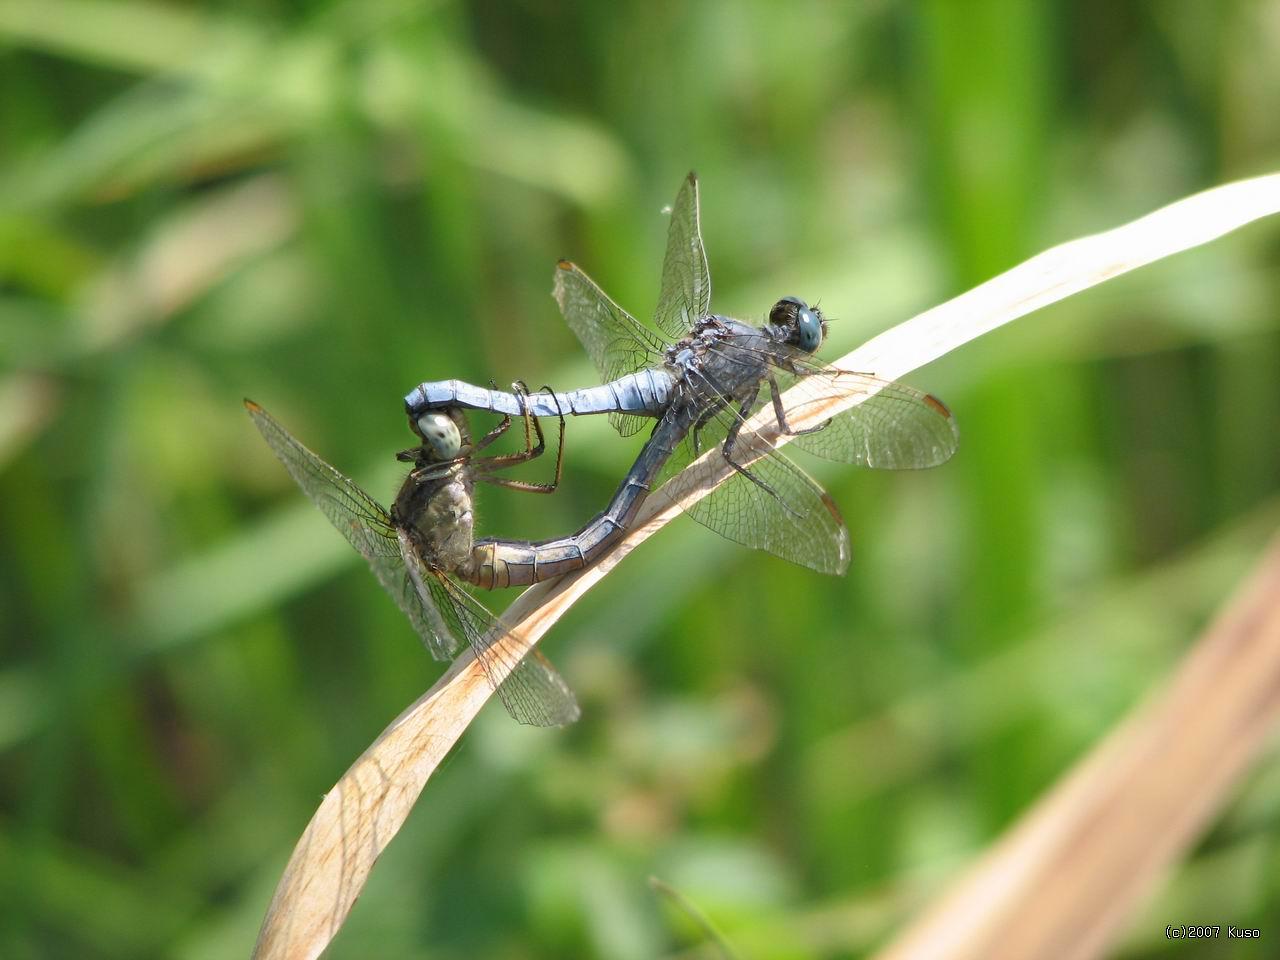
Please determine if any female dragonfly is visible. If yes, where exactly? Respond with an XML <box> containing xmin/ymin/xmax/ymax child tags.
<box><xmin>246</xmin><ymin>388</ymin><xmax>592</xmax><ymax>726</ymax></box>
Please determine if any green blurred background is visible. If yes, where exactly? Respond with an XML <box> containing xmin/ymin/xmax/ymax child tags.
<box><xmin>3</xmin><ymin>1</ymin><xmax>1279</xmax><ymax>957</ymax></box>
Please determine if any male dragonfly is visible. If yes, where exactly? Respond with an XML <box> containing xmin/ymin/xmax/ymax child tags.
<box><xmin>404</xmin><ymin>174</ymin><xmax>960</xmax><ymax>576</ymax></box>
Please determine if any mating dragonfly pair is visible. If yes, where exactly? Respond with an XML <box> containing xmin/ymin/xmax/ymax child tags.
<box><xmin>247</xmin><ymin>174</ymin><xmax>959</xmax><ymax>727</ymax></box>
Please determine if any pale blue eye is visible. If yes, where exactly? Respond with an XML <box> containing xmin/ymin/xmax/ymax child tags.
<box><xmin>796</xmin><ymin>307</ymin><xmax>821</xmax><ymax>352</ymax></box>
<box><xmin>416</xmin><ymin>412</ymin><xmax>462</xmax><ymax>459</ymax></box>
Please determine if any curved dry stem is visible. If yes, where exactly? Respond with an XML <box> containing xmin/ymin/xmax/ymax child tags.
<box><xmin>871</xmin><ymin>530</ymin><xmax>1280</xmax><ymax>960</ymax></box>
<box><xmin>253</xmin><ymin>172</ymin><xmax>1280</xmax><ymax>960</ymax></box>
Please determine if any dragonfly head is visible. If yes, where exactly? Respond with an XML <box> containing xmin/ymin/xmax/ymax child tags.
<box><xmin>410</xmin><ymin>409</ymin><xmax>467</xmax><ymax>462</ymax></box>
<box><xmin>769</xmin><ymin>296</ymin><xmax>826</xmax><ymax>354</ymax></box>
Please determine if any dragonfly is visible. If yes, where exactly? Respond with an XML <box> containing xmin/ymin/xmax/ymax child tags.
<box><xmin>404</xmin><ymin>173</ymin><xmax>960</xmax><ymax>575</ymax></box>
<box><xmin>245</xmin><ymin>389</ymin><xmax>592</xmax><ymax>726</ymax></box>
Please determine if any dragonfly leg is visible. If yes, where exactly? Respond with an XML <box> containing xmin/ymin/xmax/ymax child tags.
<box><xmin>471</xmin><ymin>380</ymin><xmax>516</xmax><ymax>452</ymax></box>
<box><xmin>517</xmin><ymin>384</ymin><xmax>563</xmax><ymax>478</ymax></box>
<box><xmin>537</xmin><ymin>383</ymin><xmax>567</xmax><ymax>490</ymax></box>
<box><xmin>472</xmin><ymin>382</ymin><xmax>546</xmax><ymax>468</ymax></box>
<box><xmin>721</xmin><ymin>396</ymin><xmax>804</xmax><ymax>519</ymax></box>
<box><xmin>769</xmin><ymin>374</ymin><xmax>830</xmax><ymax>437</ymax></box>
<box><xmin>481</xmin><ymin>475</ymin><xmax>558</xmax><ymax>494</ymax></box>
<box><xmin>397</xmin><ymin>446</ymin><xmax>463</xmax><ymax>469</ymax></box>
<box><xmin>512</xmin><ymin>379</ymin><xmax>540</xmax><ymax>456</ymax></box>
<box><xmin>473</xmin><ymin>384</ymin><xmax>566</xmax><ymax>493</ymax></box>
<box><xmin>689</xmin><ymin>405</ymin><xmax>719</xmax><ymax>456</ymax></box>
<box><xmin>403</xmin><ymin>458</ymin><xmax>463</xmax><ymax>481</ymax></box>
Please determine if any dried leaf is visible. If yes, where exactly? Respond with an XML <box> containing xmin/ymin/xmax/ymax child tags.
<box><xmin>254</xmin><ymin>172</ymin><xmax>1280</xmax><ymax>960</ymax></box>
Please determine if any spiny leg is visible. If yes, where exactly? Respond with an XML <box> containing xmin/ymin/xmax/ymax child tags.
<box><xmin>477</xmin><ymin>384</ymin><xmax>565</xmax><ymax>493</ymax></box>
<box><xmin>397</xmin><ymin>454</ymin><xmax>460</xmax><ymax>482</ymax></box>
<box><xmin>689</xmin><ymin>404</ymin><xmax>720</xmax><ymax>457</ymax></box>
<box><xmin>514</xmin><ymin>379</ymin><xmax>558</xmax><ymax>471</ymax></box>
<box><xmin>515</xmin><ymin>379</ymin><xmax>543</xmax><ymax>458</ymax></box>
<box><xmin>472</xmin><ymin>382</ymin><xmax>547</xmax><ymax>469</ymax></box>
<box><xmin>721</xmin><ymin>396</ymin><xmax>803</xmax><ymax>519</ymax></box>
<box><xmin>535</xmin><ymin>384</ymin><xmax>565</xmax><ymax>488</ymax></box>
<box><xmin>395</xmin><ymin>447</ymin><xmax>466</xmax><ymax>476</ymax></box>
<box><xmin>472</xmin><ymin>380</ymin><xmax>515</xmax><ymax>452</ymax></box>
<box><xmin>472</xmin><ymin>382</ymin><xmax>570</xmax><ymax>498</ymax></box>
<box><xmin>481</xmin><ymin>475</ymin><xmax>558</xmax><ymax>495</ymax></box>
<box><xmin>768</xmin><ymin>374</ymin><xmax>830</xmax><ymax>437</ymax></box>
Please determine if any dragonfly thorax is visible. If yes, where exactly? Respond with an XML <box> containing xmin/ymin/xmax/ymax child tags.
<box><xmin>661</xmin><ymin>315</ymin><xmax>777</xmax><ymax>410</ymax></box>
<box><xmin>664</xmin><ymin>316</ymin><xmax>725</xmax><ymax>368</ymax></box>
<box><xmin>392</xmin><ymin>466</ymin><xmax>475</xmax><ymax>572</ymax></box>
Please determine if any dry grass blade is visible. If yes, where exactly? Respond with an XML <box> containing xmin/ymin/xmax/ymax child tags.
<box><xmin>253</xmin><ymin>172</ymin><xmax>1280</xmax><ymax>960</ymax></box>
<box><xmin>871</xmin><ymin>530</ymin><xmax>1280</xmax><ymax>960</ymax></box>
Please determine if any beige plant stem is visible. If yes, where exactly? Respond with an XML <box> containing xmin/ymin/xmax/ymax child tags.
<box><xmin>872</xmin><ymin>530</ymin><xmax>1280</xmax><ymax>960</ymax></box>
<box><xmin>253</xmin><ymin>172</ymin><xmax>1280</xmax><ymax>960</ymax></box>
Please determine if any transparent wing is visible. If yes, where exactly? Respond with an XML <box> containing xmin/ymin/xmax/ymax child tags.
<box><xmin>500</xmin><ymin>649</ymin><xmax>581</xmax><ymax>728</ymax></box>
<box><xmin>552</xmin><ymin>260</ymin><xmax>667</xmax><ymax>437</ymax></box>
<box><xmin>652</xmin><ymin>172</ymin><xmax>711</xmax><ymax>340</ymax></box>
<box><xmin>613</xmin><ymin>412</ymin><xmax>651</xmax><ymax>440</ymax></box>
<box><xmin>759</xmin><ymin>351</ymin><xmax>960</xmax><ymax>468</ymax></box>
<box><xmin>425</xmin><ymin>574</ymin><xmax>581</xmax><ymax>727</ymax></box>
<box><xmin>398</xmin><ymin>549</ymin><xmax>465</xmax><ymax>661</ymax></box>
<box><xmin>244</xmin><ymin>400</ymin><xmax>463</xmax><ymax>660</ymax></box>
<box><xmin>652</xmin><ymin>390</ymin><xmax>851</xmax><ymax>576</ymax></box>
<box><xmin>246</xmin><ymin>400</ymin><xmax>578</xmax><ymax>724</ymax></box>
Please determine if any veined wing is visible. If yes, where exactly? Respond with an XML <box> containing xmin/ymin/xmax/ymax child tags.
<box><xmin>652</xmin><ymin>172</ymin><xmax>711</xmax><ymax>340</ymax></box>
<box><xmin>425</xmin><ymin>573</ymin><xmax>580</xmax><ymax>727</ymax></box>
<box><xmin>758</xmin><ymin>351</ymin><xmax>960</xmax><ymax>469</ymax></box>
<box><xmin>651</xmin><ymin>388</ymin><xmax>851</xmax><ymax>576</ymax></box>
<box><xmin>552</xmin><ymin>260</ymin><xmax>667</xmax><ymax>437</ymax></box>
<box><xmin>244</xmin><ymin>400</ymin><xmax>463</xmax><ymax>661</ymax></box>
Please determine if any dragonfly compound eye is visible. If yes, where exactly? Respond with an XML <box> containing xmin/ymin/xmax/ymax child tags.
<box><xmin>769</xmin><ymin>295</ymin><xmax>806</xmax><ymax>327</ymax></box>
<box><xmin>417</xmin><ymin>412</ymin><xmax>462</xmax><ymax>459</ymax></box>
<box><xmin>796</xmin><ymin>305</ymin><xmax>822</xmax><ymax>352</ymax></box>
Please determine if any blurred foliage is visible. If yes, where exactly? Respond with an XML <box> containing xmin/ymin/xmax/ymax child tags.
<box><xmin>2</xmin><ymin>1</ymin><xmax>1279</xmax><ymax>957</ymax></box>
